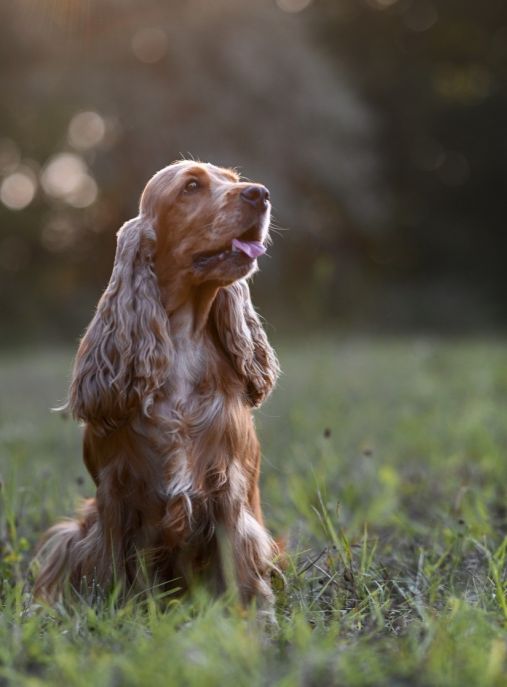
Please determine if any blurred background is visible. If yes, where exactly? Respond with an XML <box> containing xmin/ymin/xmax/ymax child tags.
<box><xmin>1</xmin><ymin>0</ymin><xmax>506</xmax><ymax>344</ymax></box>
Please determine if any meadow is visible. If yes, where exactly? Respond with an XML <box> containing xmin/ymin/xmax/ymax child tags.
<box><xmin>0</xmin><ymin>337</ymin><xmax>506</xmax><ymax>686</ymax></box>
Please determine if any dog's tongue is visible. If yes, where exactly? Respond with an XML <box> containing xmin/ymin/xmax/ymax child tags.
<box><xmin>232</xmin><ymin>239</ymin><xmax>266</xmax><ymax>259</ymax></box>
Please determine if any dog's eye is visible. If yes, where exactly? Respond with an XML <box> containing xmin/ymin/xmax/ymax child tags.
<box><xmin>184</xmin><ymin>179</ymin><xmax>200</xmax><ymax>193</ymax></box>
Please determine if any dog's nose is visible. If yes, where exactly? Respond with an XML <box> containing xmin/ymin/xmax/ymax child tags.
<box><xmin>240</xmin><ymin>184</ymin><xmax>270</xmax><ymax>209</ymax></box>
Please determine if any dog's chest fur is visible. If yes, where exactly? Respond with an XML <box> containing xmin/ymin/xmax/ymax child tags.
<box><xmin>146</xmin><ymin>328</ymin><xmax>251</xmax><ymax>537</ymax></box>
<box><xmin>170</xmin><ymin>327</ymin><xmax>206</xmax><ymax>402</ymax></box>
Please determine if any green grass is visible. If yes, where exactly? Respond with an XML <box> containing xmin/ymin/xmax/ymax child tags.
<box><xmin>1</xmin><ymin>337</ymin><xmax>506</xmax><ymax>686</ymax></box>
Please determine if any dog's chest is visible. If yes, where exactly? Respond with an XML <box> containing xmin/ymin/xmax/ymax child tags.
<box><xmin>171</xmin><ymin>338</ymin><xmax>206</xmax><ymax>402</ymax></box>
<box><xmin>158</xmin><ymin>335</ymin><xmax>229</xmax><ymax>442</ymax></box>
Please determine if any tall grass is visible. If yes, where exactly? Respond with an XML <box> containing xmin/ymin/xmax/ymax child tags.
<box><xmin>1</xmin><ymin>337</ymin><xmax>506</xmax><ymax>685</ymax></box>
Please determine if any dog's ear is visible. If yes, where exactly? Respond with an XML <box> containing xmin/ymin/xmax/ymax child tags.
<box><xmin>212</xmin><ymin>280</ymin><xmax>279</xmax><ymax>407</ymax></box>
<box><xmin>68</xmin><ymin>216</ymin><xmax>172</xmax><ymax>431</ymax></box>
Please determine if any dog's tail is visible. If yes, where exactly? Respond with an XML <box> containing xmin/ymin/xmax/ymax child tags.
<box><xmin>33</xmin><ymin>498</ymin><xmax>99</xmax><ymax>603</ymax></box>
<box><xmin>33</xmin><ymin>518</ymin><xmax>83</xmax><ymax>602</ymax></box>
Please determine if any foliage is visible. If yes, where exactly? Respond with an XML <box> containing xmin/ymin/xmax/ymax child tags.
<box><xmin>1</xmin><ymin>0</ymin><xmax>506</xmax><ymax>341</ymax></box>
<box><xmin>315</xmin><ymin>0</ymin><xmax>507</xmax><ymax>327</ymax></box>
<box><xmin>0</xmin><ymin>0</ymin><xmax>379</xmax><ymax>342</ymax></box>
<box><xmin>1</xmin><ymin>338</ymin><xmax>506</xmax><ymax>685</ymax></box>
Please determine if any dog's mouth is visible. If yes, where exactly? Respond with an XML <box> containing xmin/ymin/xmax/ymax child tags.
<box><xmin>193</xmin><ymin>226</ymin><xmax>267</xmax><ymax>270</ymax></box>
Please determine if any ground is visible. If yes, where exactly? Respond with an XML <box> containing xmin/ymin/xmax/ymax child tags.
<box><xmin>0</xmin><ymin>337</ymin><xmax>506</xmax><ymax>686</ymax></box>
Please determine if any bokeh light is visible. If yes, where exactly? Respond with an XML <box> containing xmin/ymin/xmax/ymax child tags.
<box><xmin>40</xmin><ymin>153</ymin><xmax>98</xmax><ymax>207</ymax></box>
<box><xmin>0</xmin><ymin>0</ymin><xmax>504</xmax><ymax>340</ymax></box>
<box><xmin>131</xmin><ymin>28</ymin><xmax>168</xmax><ymax>63</ymax></box>
<box><xmin>0</xmin><ymin>169</ymin><xmax>37</xmax><ymax>210</ymax></box>
<box><xmin>65</xmin><ymin>174</ymin><xmax>98</xmax><ymax>208</ymax></box>
<box><xmin>433</xmin><ymin>64</ymin><xmax>492</xmax><ymax>103</ymax></box>
<box><xmin>68</xmin><ymin>111</ymin><xmax>106</xmax><ymax>150</ymax></box>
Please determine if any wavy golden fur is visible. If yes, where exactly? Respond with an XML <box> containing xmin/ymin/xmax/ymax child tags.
<box><xmin>34</xmin><ymin>161</ymin><xmax>280</xmax><ymax>611</ymax></box>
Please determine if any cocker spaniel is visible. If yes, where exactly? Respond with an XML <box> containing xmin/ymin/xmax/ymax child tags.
<box><xmin>34</xmin><ymin>161</ymin><xmax>280</xmax><ymax>612</ymax></box>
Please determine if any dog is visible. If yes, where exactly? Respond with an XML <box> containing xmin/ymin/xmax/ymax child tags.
<box><xmin>34</xmin><ymin>161</ymin><xmax>280</xmax><ymax>612</ymax></box>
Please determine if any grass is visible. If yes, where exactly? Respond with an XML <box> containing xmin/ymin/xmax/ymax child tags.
<box><xmin>0</xmin><ymin>336</ymin><xmax>506</xmax><ymax>686</ymax></box>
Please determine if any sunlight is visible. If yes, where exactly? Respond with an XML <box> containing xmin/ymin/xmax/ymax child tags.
<box><xmin>68</xmin><ymin>111</ymin><xmax>106</xmax><ymax>151</ymax></box>
<box><xmin>40</xmin><ymin>153</ymin><xmax>98</xmax><ymax>207</ymax></box>
<box><xmin>0</xmin><ymin>169</ymin><xmax>37</xmax><ymax>210</ymax></box>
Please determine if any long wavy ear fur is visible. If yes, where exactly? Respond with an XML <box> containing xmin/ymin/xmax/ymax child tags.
<box><xmin>212</xmin><ymin>280</ymin><xmax>280</xmax><ymax>407</ymax></box>
<box><xmin>68</xmin><ymin>217</ymin><xmax>172</xmax><ymax>430</ymax></box>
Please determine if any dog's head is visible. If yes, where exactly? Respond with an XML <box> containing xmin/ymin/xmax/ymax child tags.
<box><xmin>68</xmin><ymin>161</ymin><xmax>278</xmax><ymax>431</ymax></box>
<box><xmin>141</xmin><ymin>161</ymin><xmax>271</xmax><ymax>288</ymax></box>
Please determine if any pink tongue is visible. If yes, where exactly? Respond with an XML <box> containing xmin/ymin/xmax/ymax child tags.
<box><xmin>232</xmin><ymin>239</ymin><xmax>266</xmax><ymax>259</ymax></box>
